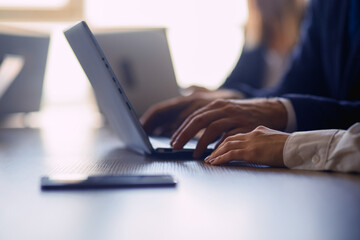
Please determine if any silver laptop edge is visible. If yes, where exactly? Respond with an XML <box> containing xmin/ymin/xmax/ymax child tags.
<box><xmin>64</xmin><ymin>21</ymin><xmax>154</xmax><ymax>155</ymax></box>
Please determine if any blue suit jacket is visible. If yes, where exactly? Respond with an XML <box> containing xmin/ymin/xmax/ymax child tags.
<box><xmin>222</xmin><ymin>44</ymin><xmax>266</xmax><ymax>91</ymax></box>
<box><xmin>224</xmin><ymin>0</ymin><xmax>360</xmax><ymax>131</ymax></box>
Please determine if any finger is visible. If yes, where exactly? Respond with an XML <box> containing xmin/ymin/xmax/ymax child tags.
<box><xmin>141</xmin><ymin>98</ymin><xmax>189</xmax><ymax>134</ymax></box>
<box><xmin>171</xmin><ymin>108</ymin><xmax>226</xmax><ymax>150</ymax></box>
<box><xmin>216</xmin><ymin>128</ymin><xmax>247</xmax><ymax>148</ymax></box>
<box><xmin>193</xmin><ymin>119</ymin><xmax>236</xmax><ymax>159</ymax></box>
<box><xmin>153</xmin><ymin>123</ymin><xmax>176</xmax><ymax>137</ymax></box>
<box><xmin>208</xmin><ymin>133</ymin><xmax>246</xmax><ymax>158</ymax></box>
<box><xmin>175</xmin><ymin>102</ymin><xmax>207</xmax><ymax>129</ymax></box>
<box><xmin>171</xmin><ymin>105</ymin><xmax>212</xmax><ymax>143</ymax></box>
<box><xmin>141</xmin><ymin>106</ymin><xmax>174</xmax><ymax>134</ymax></box>
<box><xmin>171</xmin><ymin>99</ymin><xmax>228</xmax><ymax>145</ymax></box>
<box><xmin>157</xmin><ymin>121</ymin><xmax>188</xmax><ymax>137</ymax></box>
<box><xmin>205</xmin><ymin>139</ymin><xmax>244</xmax><ymax>163</ymax></box>
<box><xmin>140</xmin><ymin>107</ymin><xmax>161</xmax><ymax>134</ymax></box>
<box><xmin>209</xmin><ymin>149</ymin><xmax>245</xmax><ymax>165</ymax></box>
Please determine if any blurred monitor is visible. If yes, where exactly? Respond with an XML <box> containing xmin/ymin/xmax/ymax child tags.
<box><xmin>0</xmin><ymin>26</ymin><xmax>50</xmax><ymax>117</ymax></box>
<box><xmin>94</xmin><ymin>28</ymin><xmax>180</xmax><ymax>117</ymax></box>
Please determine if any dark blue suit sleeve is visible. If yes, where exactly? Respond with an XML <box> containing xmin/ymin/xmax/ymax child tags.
<box><xmin>284</xmin><ymin>94</ymin><xmax>360</xmax><ymax>130</ymax></box>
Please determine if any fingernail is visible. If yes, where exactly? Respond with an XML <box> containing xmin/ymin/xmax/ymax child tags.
<box><xmin>172</xmin><ymin>141</ymin><xmax>182</xmax><ymax>150</ymax></box>
<box><xmin>204</xmin><ymin>156</ymin><xmax>210</xmax><ymax>162</ymax></box>
<box><xmin>170</xmin><ymin>135</ymin><xmax>176</xmax><ymax>144</ymax></box>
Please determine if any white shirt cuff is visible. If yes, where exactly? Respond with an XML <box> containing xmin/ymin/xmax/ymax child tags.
<box><xmin>283</xmin><ymin>123</ymin><xmax>360</xmax><ymax>173</ymax></box>
<box><xmin>276</xmin><ymin>98</ymin><xmax>297</xmax><ymax>132</ymax></box>
<box><xmin>283</xmin><ymin>129</ymin><xmax>338</xmax><ymax>170</ymax></box>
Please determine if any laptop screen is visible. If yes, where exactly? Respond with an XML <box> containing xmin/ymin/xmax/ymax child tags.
<box><xmin>64</xmin><ymin>21</ymin><xmax>153</xmax><ymax>154</ymax></box>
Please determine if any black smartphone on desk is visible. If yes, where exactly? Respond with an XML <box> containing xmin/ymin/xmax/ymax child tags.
<box><xmin>41</xmin><ymin>174</ymin><xmax>177</xmax><ymax>190</ymax></box>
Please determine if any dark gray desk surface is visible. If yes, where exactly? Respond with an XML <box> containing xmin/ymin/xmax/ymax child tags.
<box><xmin>1</xmin><ymin>127</ymin><xmax>359</xmax><ymax>240</ymax></box>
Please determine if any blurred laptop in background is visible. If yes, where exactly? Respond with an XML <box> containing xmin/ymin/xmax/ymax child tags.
<box><xmin>94</xmin><ymin>29</ymin><xmax>180</xmax><ymax>117</ymax></box>
<box><xmin>0</xmin><ymin>25</ymin><xmax>50</xmax><ymax>119</ymax></box>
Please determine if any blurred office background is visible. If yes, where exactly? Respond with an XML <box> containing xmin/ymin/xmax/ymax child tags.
<box><xmin>0</xmin><ymin>0</ymin><xmax>246</xmax><ymax>108</ymax></box>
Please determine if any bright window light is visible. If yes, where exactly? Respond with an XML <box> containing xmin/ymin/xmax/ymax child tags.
<box><xmin>0</xmin><ymin>0</ymin><xmax>68</xmax><ymax>9</ymax></box>
<box><xmin>0</xmin><ymin>0</ymin><xmax>248</xmax><ymax>120</ymax></box>
<box><xmin>86</xmin><ymin>0</ymin><xmax>248</xmax><ymax>89</ymax></box>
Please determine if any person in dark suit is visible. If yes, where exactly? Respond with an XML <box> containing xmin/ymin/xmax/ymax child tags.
<box><xmin>226</xmin><ymin>0</ymin><xmax>360</xmax><ymax>131</ymax></box>
<box><xmin>141</xmin><ymin>0</ymin><xmax>360</xmax><ymax>159</ymax></box>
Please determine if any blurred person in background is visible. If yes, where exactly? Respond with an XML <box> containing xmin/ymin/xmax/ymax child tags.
<box><xmin>222</xmin><ymin>0</ymin><xmax>306</xmax><ymax>92</ymax></box>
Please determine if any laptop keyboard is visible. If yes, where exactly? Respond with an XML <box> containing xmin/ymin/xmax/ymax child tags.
<box><xmin>149</xmin><ymin>136</ymin><xmax>198</xmax><ymax>149</ymax></box>
<box><xmin>149</xmin><ymin>136</ymin><xmax>218</xmax><ymax>151</ymax></box>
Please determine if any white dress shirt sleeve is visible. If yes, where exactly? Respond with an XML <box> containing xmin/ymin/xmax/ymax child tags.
<box><xmin>283</xmin><ymin>123</ymin><xmax>360</xmax><ymax>173</ymax></box>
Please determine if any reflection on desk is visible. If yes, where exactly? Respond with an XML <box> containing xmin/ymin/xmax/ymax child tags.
<box><xmin>0</xmin><ymin>127</ymin><xmax>359</xmax><ymax>240</ymax></box>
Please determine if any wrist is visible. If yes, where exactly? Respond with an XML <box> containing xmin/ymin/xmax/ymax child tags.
<box><xmin>266</xmin><ymin>98</ymin><xmax>288</xmax><ymax>131</ymax></box>
<box><xmin>276</xmin><ymin>133</ymin><xmax>290</xmax><ymax>167</ymax></box>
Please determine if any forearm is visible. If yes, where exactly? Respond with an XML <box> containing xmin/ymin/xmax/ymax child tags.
<box><xmin>283</xmin><ymin>123</ymin><xmax>360</xmax><ymax>173</ymax></box>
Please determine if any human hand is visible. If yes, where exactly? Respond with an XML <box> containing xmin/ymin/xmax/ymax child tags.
<box><xmin>204</xmin><ymin>126</ymin><xmax>289</xmax><ymax>167</ymax></box>
<box><xmin>140</xmin><ymin>89</ymin><xmax>242</xmax><ymax>136</ymax></box>
<box><xmin>170</xmin><ymin>98</ymin><xmax>288</xmax><ymax>159</ymax></box>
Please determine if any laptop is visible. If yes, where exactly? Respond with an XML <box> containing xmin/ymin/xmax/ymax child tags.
<box><xmin>0</xmin><ymin>54</ymin><xmax>24</xmax><ymax>99</ymax></box>
<box><xmin>0</xmin><ymin>28</ymin><xmax>49</xmax><ymax>117</ymax></box>
<box><xmin>64</xmin><ymin>21</ymin><xmax>213</xmax><ymax>157</ymax></box>
<box><xmin>94</xmin><ymin>29</ymin><xmax>180</xmax><ymax>117</ymax></box>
